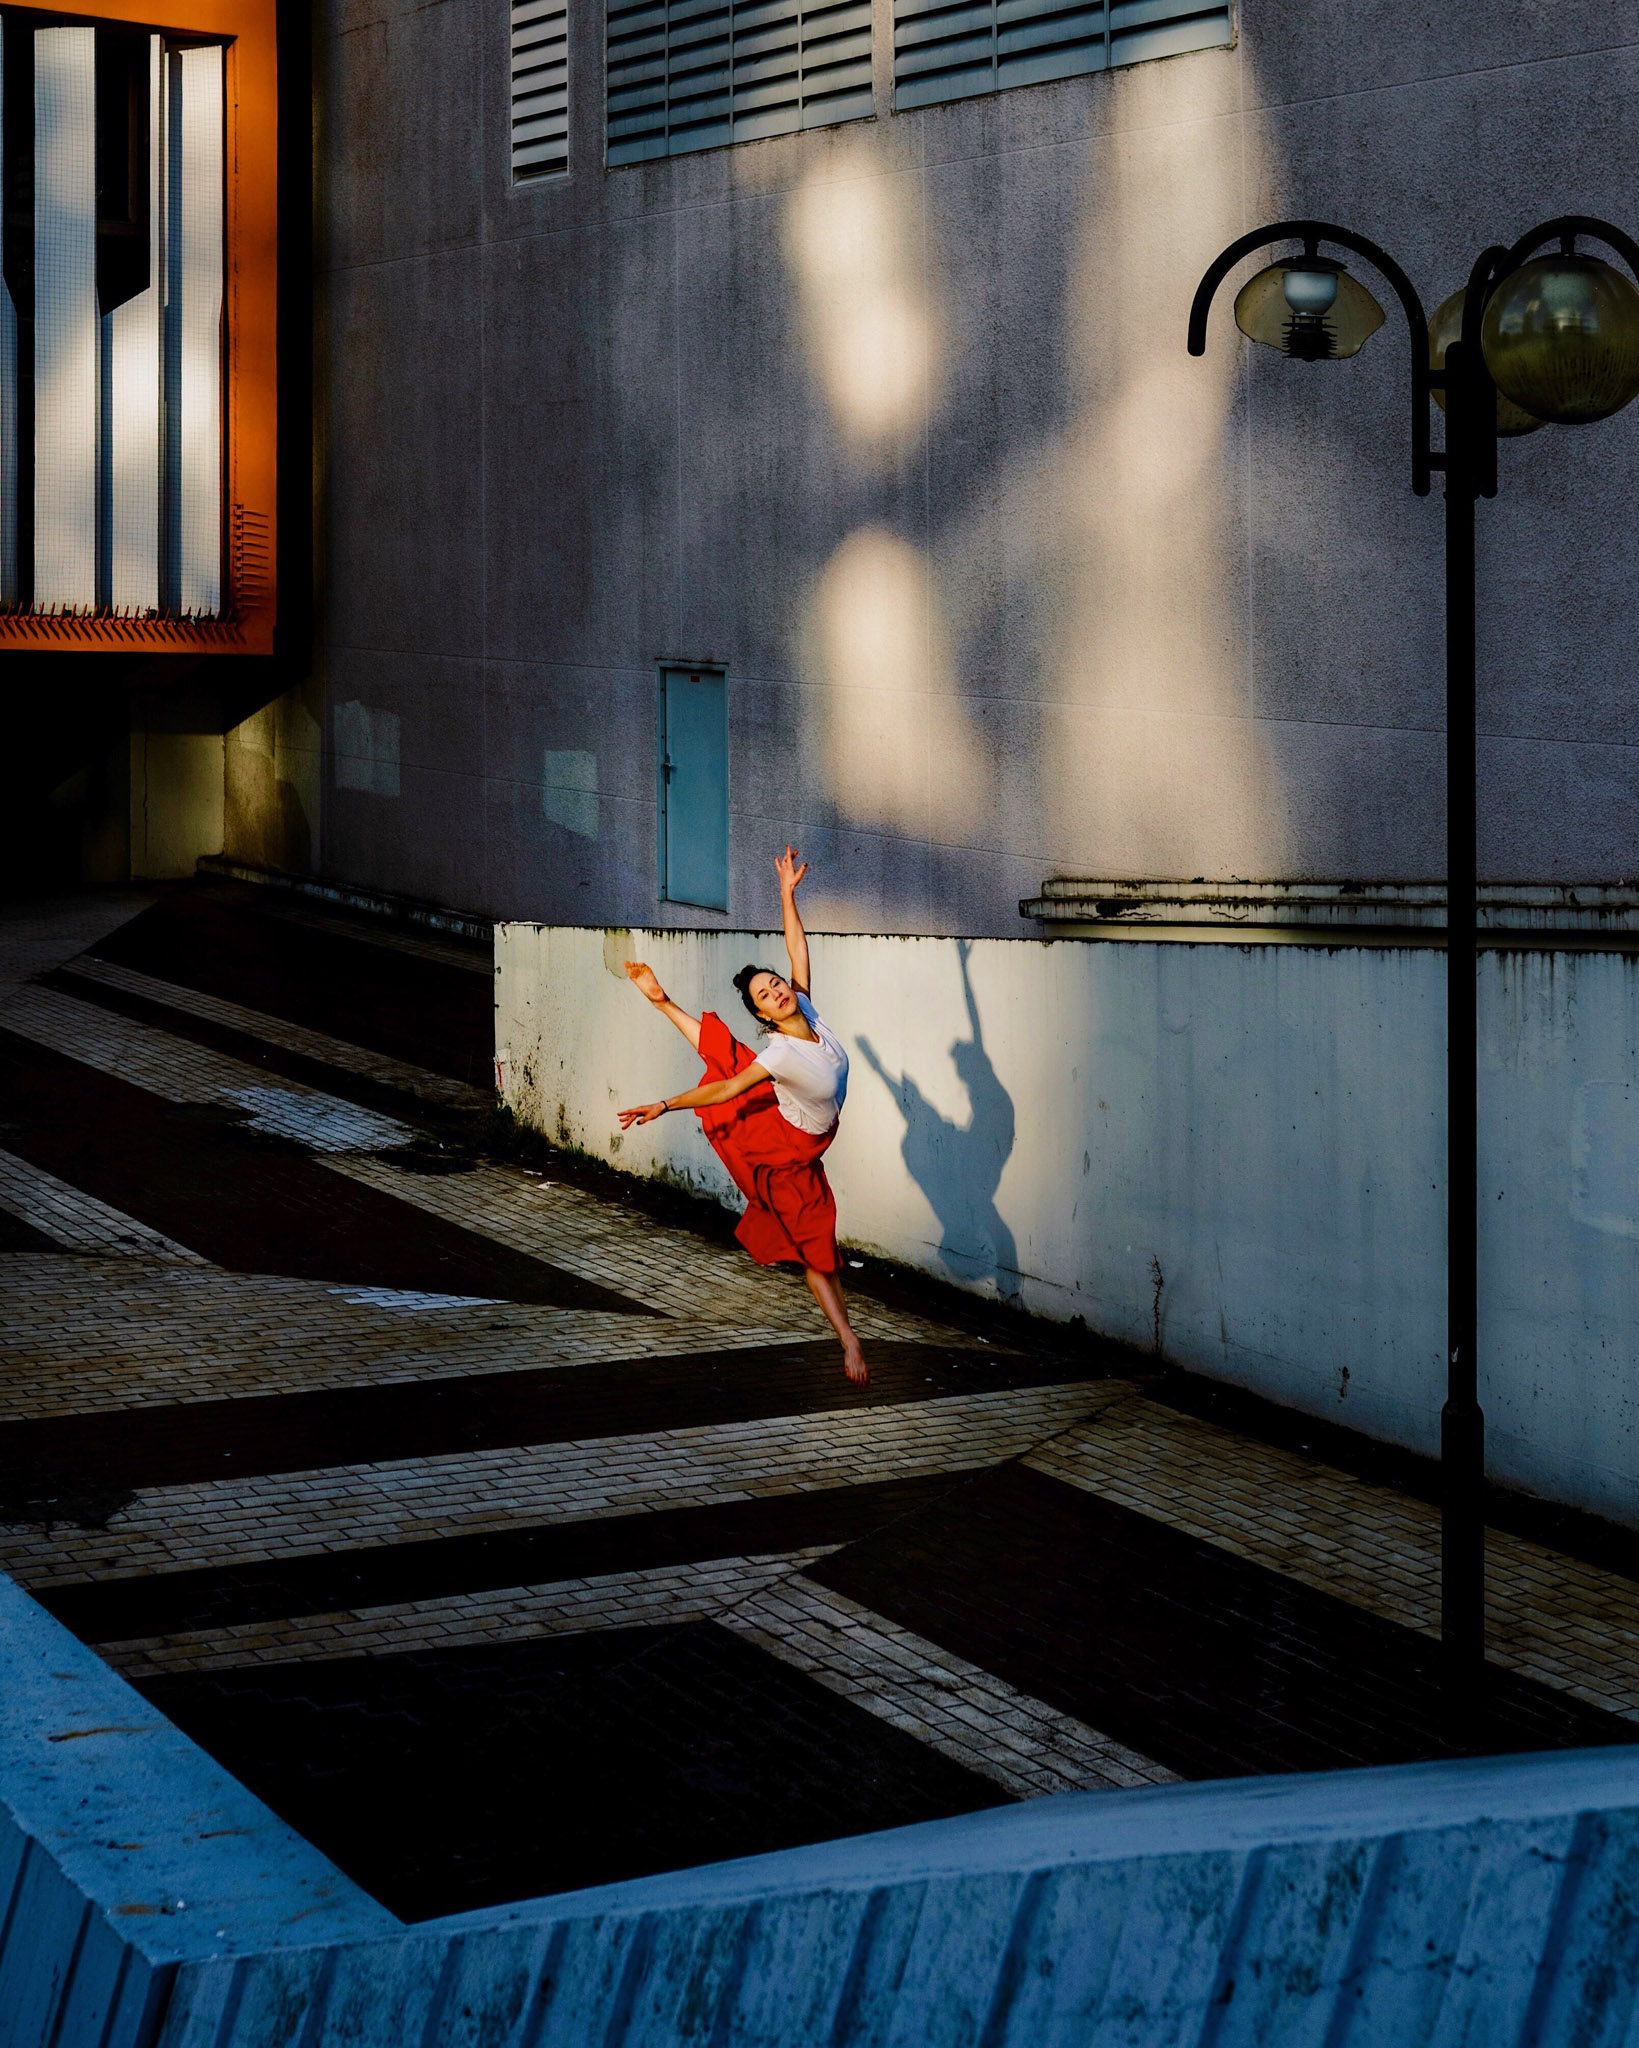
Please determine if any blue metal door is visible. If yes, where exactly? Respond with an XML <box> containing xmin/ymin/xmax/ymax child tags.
<box><xmin>659</xmin><ymin>666</ymin><xmax>728</xmax><ymax>911</ymax></box>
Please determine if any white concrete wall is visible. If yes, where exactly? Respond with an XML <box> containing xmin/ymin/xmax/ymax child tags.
<box><xmin>497</xmin><ymin>924</ymin><xmax>1639</xmax><ymax>1526</ymax></box>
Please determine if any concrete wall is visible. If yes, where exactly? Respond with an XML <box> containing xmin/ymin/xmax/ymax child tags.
<box><xmin>497</xmin><ymin>923</ymin><xmax>1639</xmax><ymax>1524</ymax></box>
<box><xmin>0</xmin><ymin>1572</ymin><xmax>395</xmax><ymax>2048</ymax></box>
<box><xmin>13</xmin><ymin>1552</ymin><xmax>1639</xmax><ymax>2045</ymax></box>
<box><xmin>223</xmin><ymin>681</ymin><xmax>326</xmax><ymax>877</ymax></box>
<box><xmin>310</xmin><ymin>0</ymin><xmax>1639</xmax><ymax>933</ymax></box>
<box><xmin>128</xmin><ymin>734</ymin><xmax>225</xmax><ymax>882</ymax></box>
<box><xmin>75</xmin><ymin>1733</ymin><xmax>1639</xmax><ymax>2044</ymax></box>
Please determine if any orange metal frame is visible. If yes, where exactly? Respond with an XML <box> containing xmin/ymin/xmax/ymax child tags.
<box><xmin>0</xmin><ymin>0</ymin><xmax>277</xmax><ymax>653</ymax></box>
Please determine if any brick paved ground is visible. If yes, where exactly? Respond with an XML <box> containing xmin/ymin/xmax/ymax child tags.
<box><xmin>2</xmin><ymin>880</ymin><xmax>1637</xmax><ymax>1921</ymax></box>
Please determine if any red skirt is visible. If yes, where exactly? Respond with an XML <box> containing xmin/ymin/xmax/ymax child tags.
<box><xmin>692</xmin><ymin>1013</ymin><xmax>840</xmax><ymax>1271</ymax></box>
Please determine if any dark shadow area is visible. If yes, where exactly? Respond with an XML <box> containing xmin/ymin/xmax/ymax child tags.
<box><xmin>810</xmin><ymin>1461</ymin><xmax>1635</xmax><ymax>1780</ymax></box>
<box><xmin>858</xmin><ymin>941</ymin><xmax>1021</xmax><ymax>1304</ymax></box>
<box><xmin>4</xmin><ymin>1341</ymin><xmax>1081</xmax><ymax>1500</ymax></box>
<box><xmin>45</xmin><ymin>1476</ymin><xmax>959</xmax><ymax>1644</ymax></box>
<box><xmin>136</xmin><ymin>1624</ymin><xmax>1010</xmax><ymax>1919</ymax></box>
<box><xmin>0</xmin><ymin>1030</ymin><xmax>646</xmax><ymax>1313</ymax></box>
<box><xmin>0</xmin><ymin>1207</ymin><xmax>61</xmax><ymax>1255</ymax></box>
<box><xmin>90</xmin><ymin>881</ymin><xmax>494</xmax><ymax>1085</ymax></box>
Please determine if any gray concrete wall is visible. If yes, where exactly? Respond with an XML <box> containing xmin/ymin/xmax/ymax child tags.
<box><xmin>311</xmin><ymin>0</ymin><xmax>1639</xmax><ymax>933</ymax></box>
<box><xmin>130</xmin><ymin>734</ymin><xmax>225</xmax><ymax>882</ymax></box>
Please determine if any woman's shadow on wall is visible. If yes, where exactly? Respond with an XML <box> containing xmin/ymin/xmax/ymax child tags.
<box><xmin>857</xmin><ymin>941</ymin><xmax>1022</xmax><ymax>1303</ymax></box>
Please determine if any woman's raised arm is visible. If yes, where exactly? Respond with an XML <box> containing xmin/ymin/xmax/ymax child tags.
<box><xmin>623</xmin><ymin>959</ymin><xmax>703</xmax><ymax>1053</ymax></box>
<box><xmin>774</xmin><ymin>846</ymin><xmax>810</xmax><ymax>996</ymax></box>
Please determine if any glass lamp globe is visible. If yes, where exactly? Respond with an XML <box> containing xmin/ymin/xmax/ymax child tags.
<box><xmin>1480</xmin><ymin>255</ymin><xmax>1639</xmax><ymax>425</ymax></box>
<box><xmin>1234</xmin><ymin>260</ymin><xmax>1385</xmax><ymax>361</ymax></box>
<box><xmin>1427</xmin><ymin>288</ymin><xmax>1544</xmax><ymax>436</ymax></box>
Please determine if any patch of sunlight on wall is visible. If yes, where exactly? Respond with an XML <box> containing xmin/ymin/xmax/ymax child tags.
<box><xmin>1040</xmin><ymin>57</ymin><xmax>1290</xmax><ymax>879</ymax></box>
<box><xmin>782</xmin><ymin>142</ymin><xmax>942</xmax><ymax>458</ymax></box>
<box><xmin>224</xmin><ymin>687</ymin><xmax>322</xmax><ymax>873</ymax></box>
<box><xmin>803</xmin><ymin>525</ymin><xmax>989</xmax><ymax>839</ymax></box>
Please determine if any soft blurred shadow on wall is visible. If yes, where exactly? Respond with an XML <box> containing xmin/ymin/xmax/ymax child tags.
<box><xmin>782</xmin><ymin>137</ymin><xmax>944</xmax><ymax>461</ymax></box>
<box><xmin>787</xmin><ymin>58</ymin><xmax>1292</xmax><ymax>897</ymax></box>
<box><xmin>1042</xmin><ymin>55</ymin><xmax>1289</xmax><ymax>877</ymax></box>
<box><xmin>802</xmin><ymin>524</ymin><xmax>990</xmax><ymax>838</ymax></box>
<box><xmin>786</xmin><ymin>141</ymin><xmax>991</xmax><ymax>890</ymax></box>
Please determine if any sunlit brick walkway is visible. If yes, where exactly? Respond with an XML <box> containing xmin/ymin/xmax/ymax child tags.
<box><xmin>2</xmin><ymin>880</ymin><xmax>1637</xmax><ymax>1919</ymax></box>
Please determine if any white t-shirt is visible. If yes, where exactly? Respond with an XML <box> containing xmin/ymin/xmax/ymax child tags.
<box><xmin>756</xmin><ymin>994</ymin><xmax>849</xmax><ymax>1135</ymax></box>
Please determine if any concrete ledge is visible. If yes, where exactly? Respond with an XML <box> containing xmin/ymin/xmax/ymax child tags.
<box><xmin>158</xmin><ymin>1747</ymin><xmax>1639</xmax><ymax>2046</ymax></box>
<box><xmin>194</xmin><ymin>857</ymin><xmax>495</xmax><ymax>948</ymax></box>
<box><xmin>1023</xmin><ymin>878</ymin><xmax>1639</xmax><ymax>940</ymax></box>
<box><xmin>0</xmin><ymin>1572</ymin><xmax>396</xmax><ymax>2048</ymax></box>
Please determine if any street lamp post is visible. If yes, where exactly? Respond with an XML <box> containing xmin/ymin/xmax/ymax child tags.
<box><xmin>1187</xmin><ymin>216</ymin><xmax>1639</xmax><ymax>1674</ymax></box>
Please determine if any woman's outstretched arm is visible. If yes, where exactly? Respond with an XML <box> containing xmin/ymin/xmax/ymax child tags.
<box><xmin>623</xmin><ymin>959</ymin><xmax>703</xmax><ymax>1052</ymax></box>
<box><xmin>775</xmin><ymin>845</ymin><xmax>810</xmax><ymax>996</ymax></box>
<box><xmin>619</xmin><ymin>1062</ymin><xmax>769</xmax><ymax>1128</ymax></box>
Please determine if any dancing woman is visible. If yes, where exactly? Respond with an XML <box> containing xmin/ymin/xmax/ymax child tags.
<box><xmin>618</xmin><ymin>847</ymin><xmax>867</xmax><ymax>1385</ymax></box>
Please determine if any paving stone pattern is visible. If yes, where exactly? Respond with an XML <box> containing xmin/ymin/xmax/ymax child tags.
<box><xmin>43</xmin><ymin>1476</ymin><xmax>959</xmax><ymax>1643</ymax></box>
<box><xmin>0</xmin><ymin>1037</ymin><xmax>640</xmax><ymax>1311</ymax></box>
<box><xmin>0</xmin><ymin>1154</ymin><xmax>207</xmax><ymax>1266</ymax></box>
<box><xmin>2</xmin><ymin>883</ymin><xmax>1638</xmax><ymax>1921</ymax></box>
<box><xmin>91</xmin><ymin>884</ymin><xmax>495</xmax><ymax>1082</ymax></box>
<box><xmin>58</xmin><ymin>954</ymin><xmax>489</xmax><ymax>1107</ymax></box>
<box><xmin>2</xmin><ymin>1385</ymin><xmax>1108</xmax><ymax>1588</ymax></box>
<box><xmin>0</xmin><ymin>1258</ymin><xmax>830</xmax><ymax>1421</ymax></box>
<box><xmin>0</xmin><ymin>890</ymin><xmax>151</xmax><ymax>991</ymax></box>
<box><xmin>100</xmin><ymin>1550</ymin><xmax>839</xmax><ymax>1677</ymax></box>
<box><xmin>328</xmin><ymin>1154</ymin><xmax>974</xmax><ymax>1338</ymax></box>
<box><xmin>719</xmin><ymin>1575</ymin><xmax>1177</xmax><ymax>1798</ymax></box>
<box><xmin>1029</xmin><ymin>1397</ymin><xmax>1639</xmax><ymax>1721</ymax></box>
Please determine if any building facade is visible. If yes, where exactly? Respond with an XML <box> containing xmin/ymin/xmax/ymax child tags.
<box><xmin>214</xmin><ymin>0</ymin><xmax>1639</xmax><ymax>937</ymax></box>
<box><xmin>8</xmin><ymin>0</ymin><xmax>1634</xmax><ymax>932</ymax></box>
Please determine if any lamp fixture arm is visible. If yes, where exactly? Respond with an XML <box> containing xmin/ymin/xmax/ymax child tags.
<box><xmin>1504</xmin><ymin>215</ymin><xmax>1639</xmax><ymax>276</ymax></box>
<box><xmin>1188</xmin><ymin>218</ymin><xmax>1436</xmax><ymax>494</ymax></box>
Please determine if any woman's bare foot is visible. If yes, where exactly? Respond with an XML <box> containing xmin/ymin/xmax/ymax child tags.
<box><xmin>806</xmin><ymin>1267</ymin><xmax>868</xmax><ymax>1384</ymax></box>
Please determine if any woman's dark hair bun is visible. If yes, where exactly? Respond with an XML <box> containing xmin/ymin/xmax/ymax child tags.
<box><xmin>732</xmin><ymin>964</ymin><xmax>778</xmax><ymax>1025</ymax></box>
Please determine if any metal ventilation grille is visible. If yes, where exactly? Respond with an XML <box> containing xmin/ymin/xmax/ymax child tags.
<box><xmin>893</xmin><ymin>0</ymin><xmax>1231</xmax><ymax>111</ymax></box>
<box><xmin>512</xmin><ymin>0</ymin><xmax>568</xmax><ymax>178</ymax></box>
<box><xmin>606</xmin><ymin>0</ymin><xmax>872</xmax><ymax>167</ymax></box>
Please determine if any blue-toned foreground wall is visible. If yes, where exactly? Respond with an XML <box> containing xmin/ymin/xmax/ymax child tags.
<box><xmin>154</xmin><ymin>1748</ymin><xmax>1639</xmax><ymax>2045</ymax></box>
<box><xmin>9</xmin><ymin>1568</ymin><xmax>1639</xmax><ymax>2046</ymax></box>
<box><xmin>0</xmin><ymin>1575</ymin><xmax>396</xmax><ymax>2048</ymax></box>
